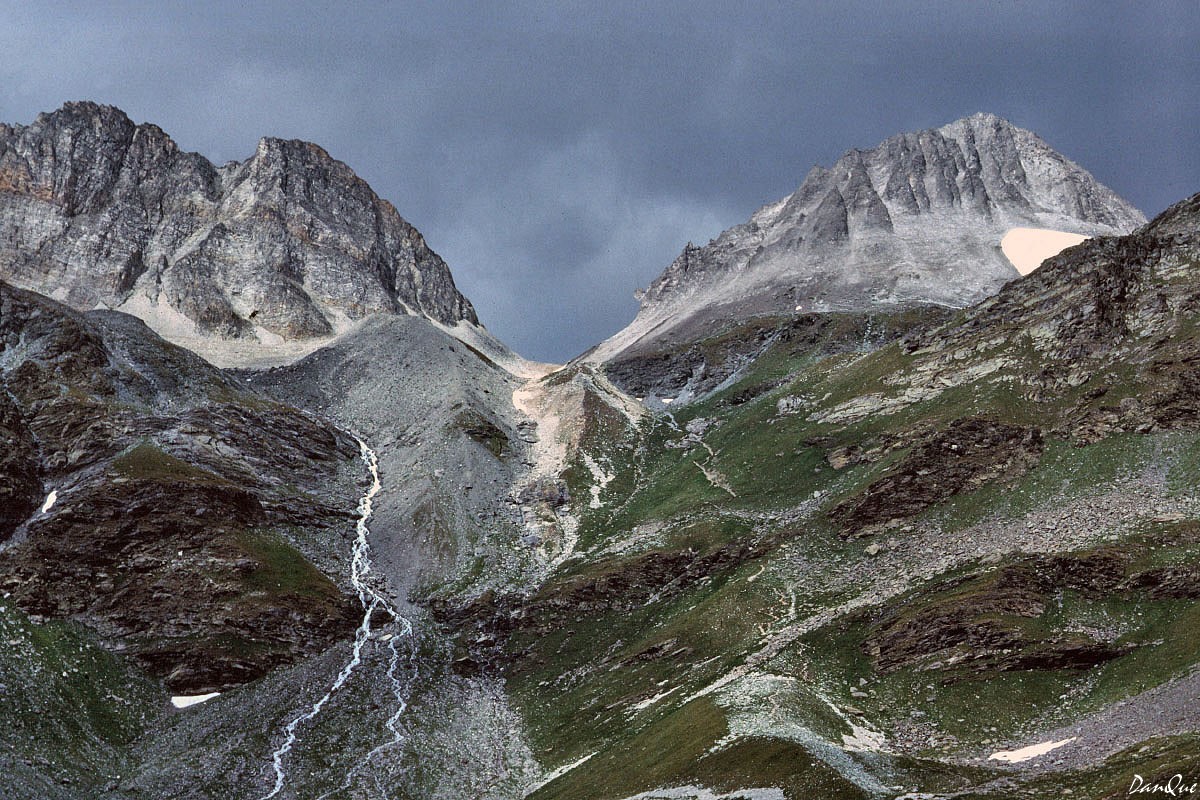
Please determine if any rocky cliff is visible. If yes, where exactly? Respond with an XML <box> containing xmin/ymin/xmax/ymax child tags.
<box><xmin>591</xmin><ymin>112</ymin><xmax>1146</xmax><ymax>369</ymax></box>
<box><xmin>0</xmin><ymin>281</ymin><xmax>363</xmax><ymax>694</ymax></box>
<box><xmin>0</xmin><ymin>102</ymin><xmax>477</xmax><ymax>364</ymax></box>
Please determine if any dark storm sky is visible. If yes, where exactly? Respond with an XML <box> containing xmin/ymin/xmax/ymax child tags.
<box><xmin>2</xmin><ymin>2</ymin><xmax>1197</xmax><ymax>360</ymax></box>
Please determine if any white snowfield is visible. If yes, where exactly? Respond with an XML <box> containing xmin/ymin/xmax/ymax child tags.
<box><xmin>988</xmin><ymin>737</ymin><xmax>1077</xmax><ymax>763</ymax></box>
<box><xmin>40</xmin><ymin>490</ymin><xmax>57</xmax><ymax>513</ymax></box>
<box><xmin>170</xmin><ymin>692</ymin><xmax>220</xmax><ymax>709</ymax></box>
<box><xmin>1000</xmin><ymin>227</ymin><xmax>1089</xmax><ymax>275</ymax></box>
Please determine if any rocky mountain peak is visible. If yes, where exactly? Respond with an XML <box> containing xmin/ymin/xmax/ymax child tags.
<box><xmin>591</xmin><ymin>112</ymin><xmax>1146</xmax><ymax>365</ymax></box>
<box><xmin>34</xmin><ymin>99</ymin><xmax>135</xmax><ymax>134</ymax></box>
<box><xmin>0</xmin><ymin>102</ymin><xmax>478</xmax><ymax>365</ymax></box>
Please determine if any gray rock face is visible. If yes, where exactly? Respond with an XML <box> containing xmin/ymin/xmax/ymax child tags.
<box><xmin>248</xmin><ymin>312</ymin><xmax>534</xmax><ymax>597</ymax></box>
<box><xmin>593</xmin><ymin>113</ymin><xmax>1147</xmax><ymax>363</ymax></box>
<box><xmin>0</xmin><ymin>101</ymin><xmax>477</xmax><ymax>348</ymax></box>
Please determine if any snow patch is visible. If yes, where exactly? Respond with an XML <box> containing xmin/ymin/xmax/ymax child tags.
<box><xmin>40</xmin><ymin>490</ymin><xmax>57</xmax><ymax>514</ymax></box>
<box><xmin>171</xmin><ymin>692</ymin><xmax>220</xmax><ymax>709</ymax></box>
<box><xmin>628</xmin><ymin>685</ymin><xmax>681</xmax><ymax>714</ymax></box>
<box><xmin>524</xmin><ymin>751</ymin><xmax>597</xmax><ymax>796</ymax></box>
<box><xmin>1000</xmin><ymin>227</ymin><xmax>1089</xmax><ymax>276</ymax></box>
<box><xmin>989</xmin><ymin>737</ymin><xmax>1076</xmax><ymax>763</ymax></box>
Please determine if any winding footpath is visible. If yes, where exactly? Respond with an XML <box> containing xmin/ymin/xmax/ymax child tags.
<box><xmin>260</xmin><ymin>437</ymin><xmax>414</xmax><ymax>800</ymax></box>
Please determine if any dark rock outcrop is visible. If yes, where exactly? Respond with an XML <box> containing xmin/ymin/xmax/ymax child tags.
<box><xmin>831</xmin><ymin>417</ymin><xmax>1044</xmax><ymax>535</ymax></box>
<box><xmin>865</xmin><ymin>550</ymin><xmax>1134</xmax><ymax>676</ymax></box>
<box><xmin>0</xmin><ymin>281</ymin><xmax>361</xmax><ymax>691</ymax></box>
<box><xmin>0</xmin><ymin>391</ymin><xmax>41</xmax><ymax>540</ymax></box>
<box><xmin>0</xmin><ymin>467</ymin><xmax>358</xmax><ymax>692</ymax></box>
<box><xmin>431</xmin><ymin>527</ymin><xmax>791</xmax><ymax>674</ymax></box>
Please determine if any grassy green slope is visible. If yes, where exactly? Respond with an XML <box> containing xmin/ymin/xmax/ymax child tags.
<box><xmin>0</xmin><ymin>600</ymin><xmax>164</xmax><ymax>797</ymax></box>
<box><xmin>497</xmin><ymin>214</ymin><xmax>1200</xmax><ymax>798</ymax></box>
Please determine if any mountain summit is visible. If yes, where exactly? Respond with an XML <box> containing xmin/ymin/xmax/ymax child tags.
<box><xmin>0</xmin><ymin>102</ymin><xmax>479</xmax><ymax>365</ymax></box>
<box><xmin>590</xmin><ymin>112</ymin><xmax>1146</xmax><ymax>365</ymax></box>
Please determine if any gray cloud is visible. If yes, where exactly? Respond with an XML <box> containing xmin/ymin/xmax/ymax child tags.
<box><xmin>0</xmin><ymin>2</ymin><xmax>1196</xmax><ymax>359</ymax></box>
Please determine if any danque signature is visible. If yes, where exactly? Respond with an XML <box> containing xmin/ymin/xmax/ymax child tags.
<box><xmin>1129</xmin><ymin>774</ymin><xmax>1200</xmax><ymax>796</ymax></box>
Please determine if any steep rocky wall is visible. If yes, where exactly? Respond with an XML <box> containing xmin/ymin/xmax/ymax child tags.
<box><xmin>0</xmin><ymin>102</ymin><xmax>477</xmax><ymax>349</ymax></box>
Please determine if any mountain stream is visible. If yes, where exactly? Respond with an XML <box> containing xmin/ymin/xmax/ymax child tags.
<box><xmin>260</xmin><ymin>437</ymin><xmax>413</xmax><ymax>799</ymax></box>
